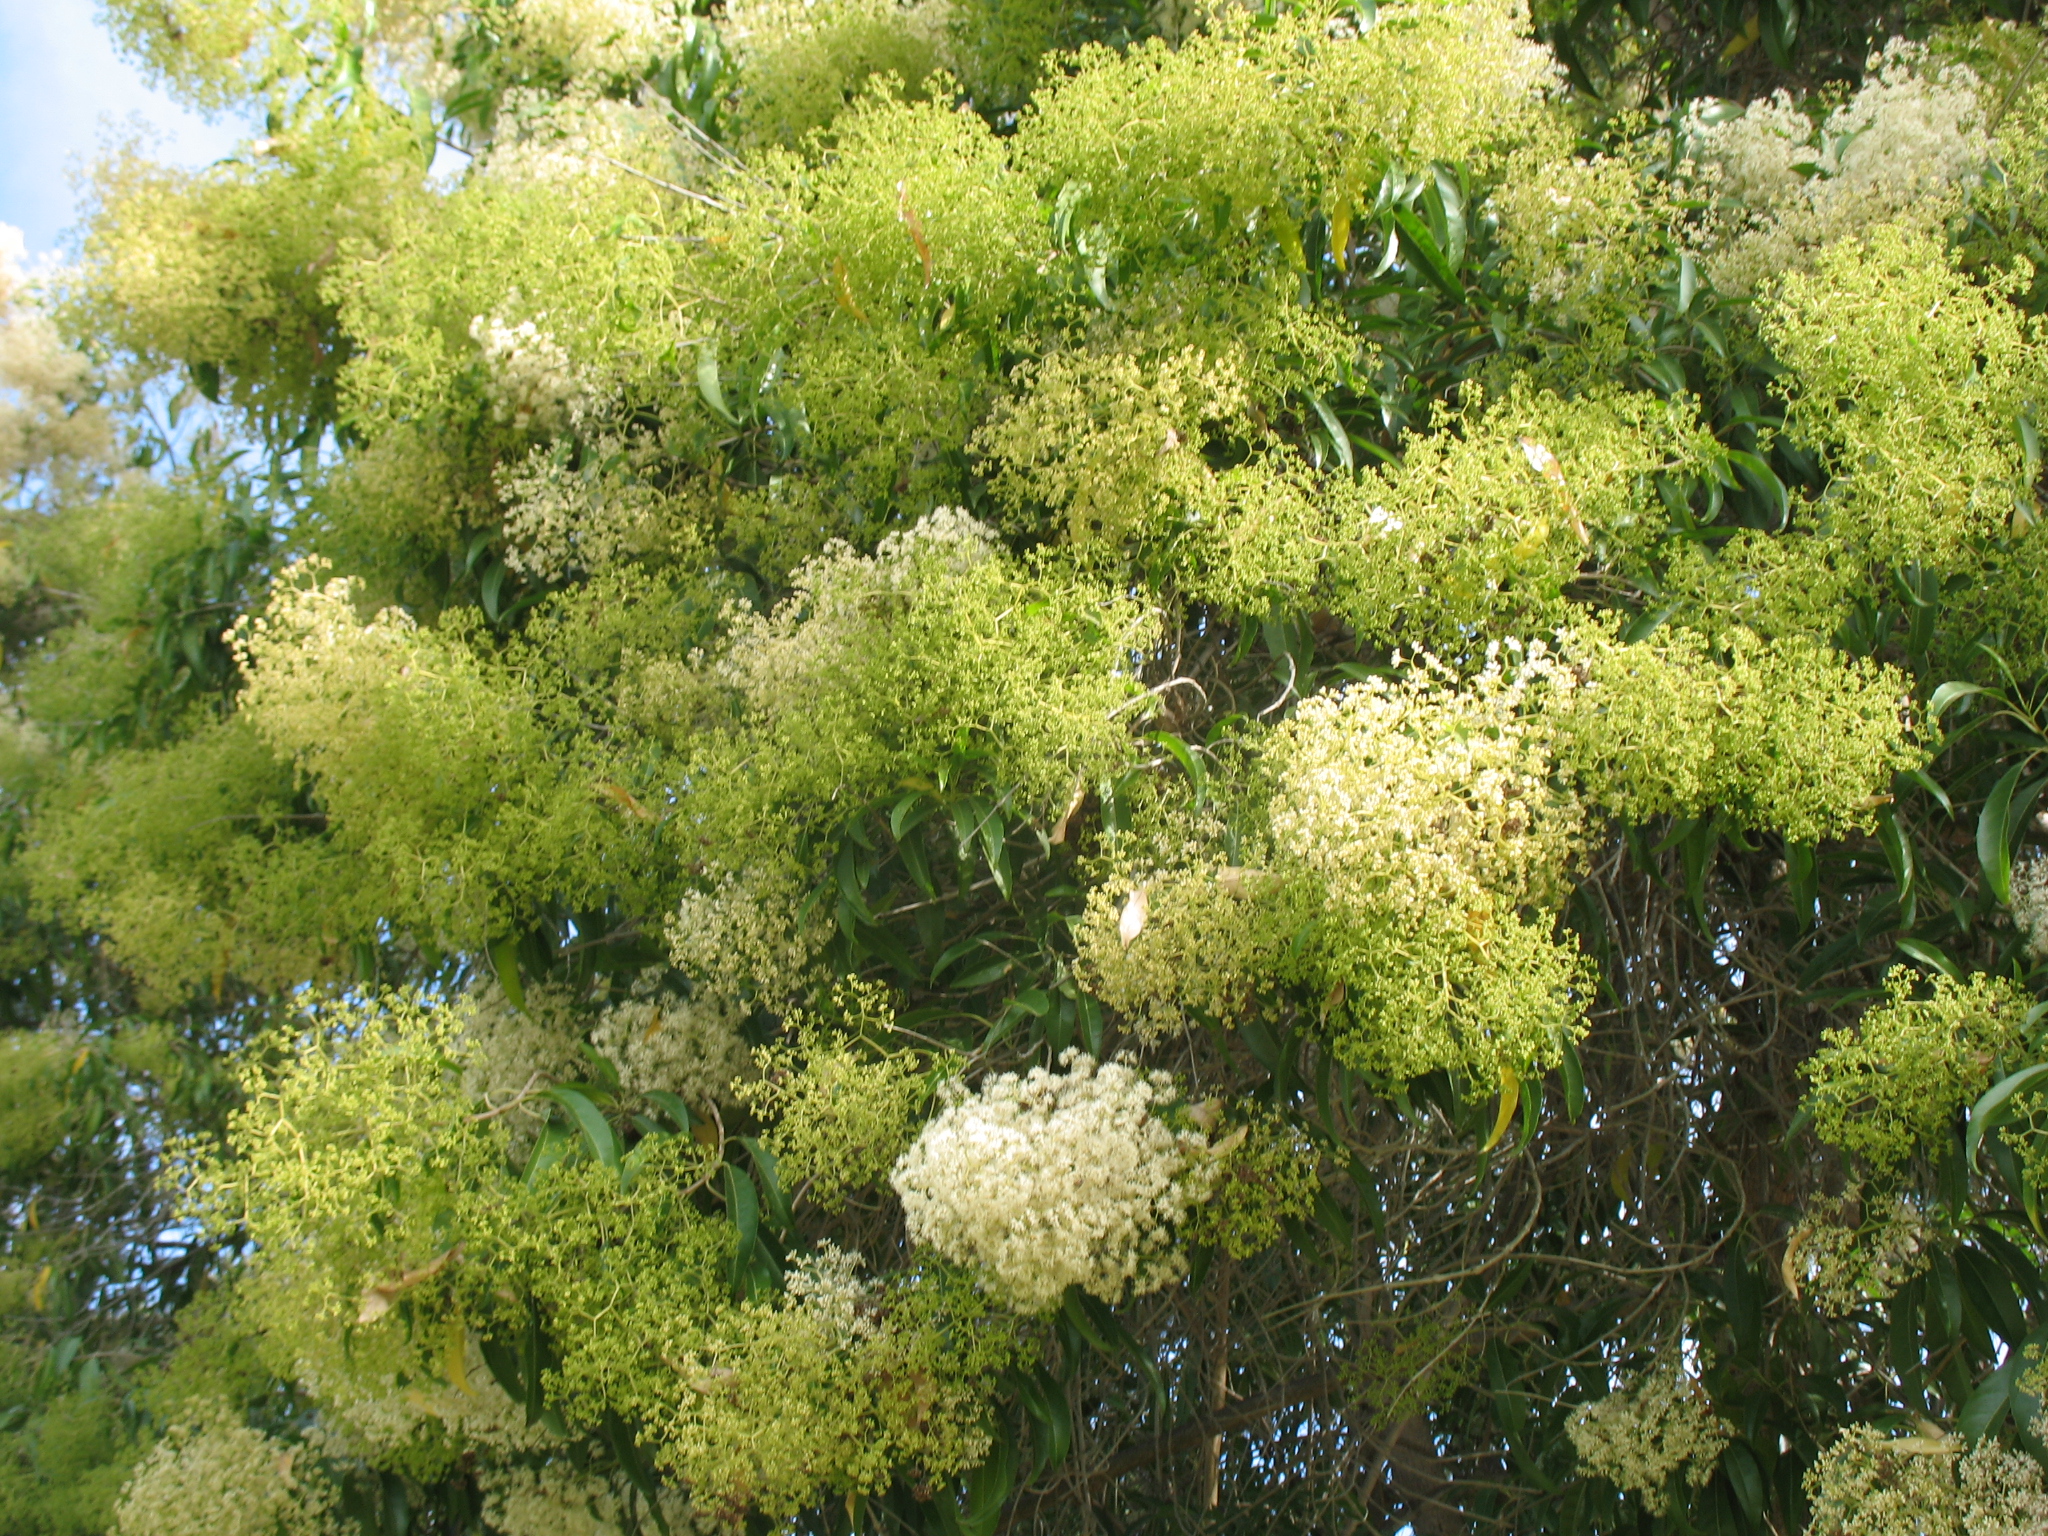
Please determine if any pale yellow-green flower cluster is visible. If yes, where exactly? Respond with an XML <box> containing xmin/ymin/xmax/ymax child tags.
<box><xmin>0</xmin><ymin>224</ymin><xmax>112</xmax><ymax>500</ymax></box>
<box><xmin>667</xmin><ymin>864</ymin><xmax>834</xmax><ymax>1009</ymax></box>
<box><xmin>1805</xmin><ymin>1426</ymin><xmax>2048</xmax><ymax>1536</ymax></box>
<box><xmin>1178</xmin><ymin>1106</ymin><xmax>1322</xmax><ymax>1261</ymax></box>
<box><xmin>648</xmin><ymin>1263</ymin><xmax>1011</xmax><ymax>1520</ymax></box>
<box><xmin>470</xmin><ymin>310</ymin><xmax>593</xmax><ymax>435</ymax></box>
<box><xmin>1078</xmin><ymin>645</ymin><xmax>1594</xmax><ymax>1084</ymax></box>
<box><xmin>2010</xmin><ymin>854</ymin><xmax>2048</xmax><ymax>961</ymax></box>
<box><xmin>1784</xmin><ymin>1190</ymin><xmax>1934</xmax><ymax>1317</ymax></box>
<box><xmin>736</xmin><ymin>983</ymin><xmax>934</xmax><ymax>1211</ymax></box>
<box><xmin>1566</xmin><ymin>1363</ymin><xmax>1732</xmax><ymax>1516</ymax></box>
<box><xmin>1767</xmin><ymin>223</ymin><xmax>2048</xmax><ymax>566</ymax></box>
<box><xmin>1266</xmin><ymin>648</ymin><xmax>1591</xmax><ymax>1083</ymax></box>
<box><xmin>1554</xmin><ymin>626</ymin><xmax>1921</xmax><ymax>843</ymax></box>
<box><xmin>479</xmin><ymin>1462</ymin><xmax>712</xmax><ymax>1536</ymax></box>
<box><xmin>460</xmin><ymin>978</ymin><xmax>594</xmax><ymax>1150</ymax></box>
<box><xmin>1802</xmin><ymin>971</ymin><xmax>2029</xmax><ymax>1171</ymax></box>
<box><xmin>1074</xmin><ymin>856</ymin><xmax>1312</xmax><ymax>1039</ymax></box>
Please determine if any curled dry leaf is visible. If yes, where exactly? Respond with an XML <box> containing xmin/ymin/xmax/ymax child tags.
<box><xmin>357</xmin><ymin>1244</ymin><xmax>461</xmax><ymax>1324</ymax></box>
<box><xmin>1119</xmin><ymin>887</ymin><xmax>1150</xmax><ymax>948</ymax></box>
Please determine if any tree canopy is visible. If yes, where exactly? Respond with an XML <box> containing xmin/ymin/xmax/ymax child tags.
<box><xmin>7</xmin><ymin>1</ymin><xmax>2048</xmax><ymax>1533</ymax></box>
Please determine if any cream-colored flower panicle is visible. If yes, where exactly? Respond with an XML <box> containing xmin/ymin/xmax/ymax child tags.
<box><xmin>891</xmin><ymin>1051</ymin><xmax>1212</xmax><ymax>1314</ymax></box>
<box><xmin>1566</xmin><ymin>1362</ymin><xmax>1732</xmax><ymax>1515</ymax></box>
<box><xmin>114</xmin><ymin>1413</ymin><xmax>340</xmax><ymax>1536</ymax></box>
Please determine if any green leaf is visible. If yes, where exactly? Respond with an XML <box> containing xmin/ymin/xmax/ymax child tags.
<box><xmin>1430</xmin><ymin>163</ymin><xmax>1466</xmax><ymax>270</ymax></box>
<box><xmin>1904</xmin><ymin>768</ymin><xmax>1954</xmax><ymax>817</ymax></box>
<box><xmin>1618</xmin><ymin>603</ymin><xmax>1677</xmax><ymax>643</ymax></box>
<box><xmin>1959</xmin><ymin>1244</ymin><xmax>2028</xmax><ymax>1346</ymax></box>
<box><xmin>522</xmin><ymin>1121</ymin><xmax>575</xmax><ymax>1187</ymax></box>
<box><xmin>1721</xmin><ymin>448</ymin><xmax>1789</xmax><ymax>529</ymax></box>
<box><xmin>1929</xmin><ymin>680</ymin><xmax>1991</xmax><ymax>723</ymax></box>
<box><xmin>1308</xmin><ymin>395</ymin><xmax>1355</xmax><ymax>473</ymax></box>
<box><xmin>488</xmin><ymin>935</ymin><xmax>525</xmax><ymax>1011</ymax></box>
<box><xmin>1979</xmin><ymin>762</ymin><xmax>2026</xmax><ymax>905</ymax></box>
<box><xmin>1876</xmin><ymin>807</ymin><xmax>1914</xmax><ymax>911</ymax></box>
<box><xmin>1559</xmin><ymin>1035</ymin><xmax>1586</xmax><ymax>1124</ymax></box>
<box><xmin>977</xmin><ymin>807</ymin><xmax>1012</xmax><ymax>899</ymax></box>
<box><xmin>1895</xmin><ymin>936</ymin><xmax>1962</xmax><ymax>981</ymax></box>
<box><xmin>480</xmin><ymin>560</ymin><xmax>507</xmax><ymax>623</ymax></box>
<box><xmin>1966</xmin><ymin>1063</ymin><xmax>2048</xmax><ymax>1170</ymax></box>
<box><xmin>1067</xmin><ymin>1290</ymin><xmax>1167</xmax><ymax>1418</ymax></box>
<box><xmin>1959</xmin><ymin>1361</ymin><xmax>2015</xmax><ymax>1442</ymax></box>
<box><xmin>478</xmin><ymin>1336</ymin><xmax>524</xmax><ymax>1402</ymax></box>
<box><xmin>1388</xmin><ymin>208</ymin><xmax>1463</xmax><ymax>301</ymax></box>
<box><xmin>601</xmin><ymin>1413</ymin><xmax>672</xmax><ymax>1536</ymax></box>
<box><xmin>1722</xmin><ymin>1441</ymin><xmax>1764</xmax><ymax>1525</ymax></box>
<box><xmin>890</xmin><ymin>791</ymin><xmax>933</xmax><ymax>842</ymax></box>
<box><xmin>696</xmin><ymin>340</ymin><xmax>739</xmax><ymax>425</ymax></box>
<box><xmin>643</xmin><ymin>1091</ymin><xmax>694</xmax><ymax>1133</ymax></box>
<box><xmin>542</xmin><ymin>1086</ymin><xmax>620</xmax><ymax>1171</ymax></box>
<box><xmin>1008</xmin><ymin>1364</ymin><xmax>1073</xmax><ymax>1473</ymax></box>
<box><xmin>1146</xmin><ymin>731</ymin><xmax>1208</xmax><ymax>805</ymax></box>
<box><xmin>723</xmin><ymin>1162</ymin><xmax>760</xmax><ymax>1285</ymax></box>
<box><xmin>740</xmin><ymin>1136</ymin><xmax>794</xmax><ymax>1234</ymax></box>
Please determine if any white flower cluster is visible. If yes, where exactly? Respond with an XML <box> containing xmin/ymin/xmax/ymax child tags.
<box><xmin>1267</xmin><ymin>643</ymin><xmax>1585</xmax><ymax>925</ymax></box>
<box><xmin>480</xmin><ymin>1461</ymin><xmax>711</xmax><ymax>1536</ymax></box>
<box><xmin>890</xmin><ymin>1051</ymin><xmax>1212</xmax><ymax>1314</ymax></box>
<box><xmin>589</xmin><ymin>981</ymin><xmax>753</xmax><ymax>1109</ymax></box>
<box><xmin>498</xmin><ymin>434</ymin><xmax>698</xmax><ymax>580</ymax></box>
<box><xmin>471</xmin><ymin>309</ymin><xmax>590</xmax><ymax>433</ymax></box>
<box><xmin>0</xmin><ymin>223</ymin><xmax>112</xmax><ymax>490</ymax></box>
<box><xmin>512</xmin><ymin>0</ymin><xmax>684</xmax><ymax>77</ymax></box>
<box><xmin>298</xmin><ymin>1338</ymin><xmax>556</xmax><ymax>1468</ymax></box>
<box><xmin>1805</xmin><ymin>1425</ymin><xmax>2048</xmax><ymax>1536</ymax></box>
<box><xmin>1566</xmin><ymin>1362</ymin><xmax>1732</xmax><ymax>1515</ymax></box>
<box><xmin>476</xmin><ymin>91</ymin><xmax>649</xmax><ymax>191</ymax></box>
<box><xmin>114</xmin><ymin>1413</ymin><xmax>339</xmax><ymax>1536</ymax></box>
<box><xmin>785</xmin><ymin>1241</ymin><xmax>881</xmax><ymax>1343</ymax></box>
<box><xmin>460</xmin><ymin>978</ymin><xmax>592</xmax><ymax>1150</ymax></box>
<box><xmin>2010</xmin><ymin>854</ymin><xmax>2048</xmax><ymax>961</ymax></box>
<box><xmin>1682</xmin><ymin>39</ymin><xmax>1987</xmax><ymax>293</ymax></box>
<box><xmin>666</xmin><ymin>864</ymin><xmax>832</xmax><ymax>1006</ymax></box>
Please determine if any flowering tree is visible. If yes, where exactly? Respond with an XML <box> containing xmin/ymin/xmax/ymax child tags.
<box><xmin>8</xmin><ymin>2</ymin><xmax>2048</xmax><ymax>1533</ymax></box>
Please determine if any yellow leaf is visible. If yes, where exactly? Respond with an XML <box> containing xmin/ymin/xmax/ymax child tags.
<box><xmin>832</xmin><ymin>256</ymin><xmax>870</xmax><ymax>323</ymax></box>
<box><xmin>442</xmin><ymin>1316</ymin><xmax>476</xmax><ymax>1397</ymax></box>
<box><xmin>1328</xmin><ymin>195</ymin><xmax>1353</xmax><ymax>268</ymax></box>
<box><xmin>1050</xmin><ymin>776</ymin><xmax>1087</xmax><ymax>845</ymax></box>
<box><xmin>1510</xmin><ymin>520</ymin><xmax>1551</xmax><ymax>561</ymax></box>
<box><xmin>28</xmin><ymin>1264</ymin><xmax>51</xmax><ymax>1313</ymax></box>
<box><xmin>1481</xmin><ymin>1067</ymin><xmax>1520</xmax><ymax>1153</ymax></box>
<box><xmin>1720</xmin><ymin>13</ymin><xmax>1760</xmax><ymax>61</ymax></box>
<box><xmin>897</xmin><ymin>181</ymin><xmax>933</xmax><ymax>287</ymax></box>
<box><xmin>599</xmin><ymin>783</ymin><xmax>657</xmax><ymax>821</ymax></box>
